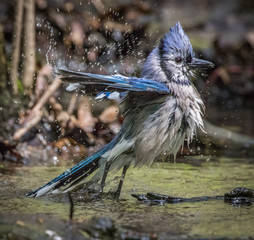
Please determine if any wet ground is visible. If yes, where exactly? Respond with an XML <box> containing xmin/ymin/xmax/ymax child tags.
<box><xmin>1</xmin><ymin>0</ymin><xmax>254</xmax><ymax>238</ymax></box>
<box><xmin>0</xmin><ymin>154</ymin><xmax>253</xmax><ymax>239</ymax></box>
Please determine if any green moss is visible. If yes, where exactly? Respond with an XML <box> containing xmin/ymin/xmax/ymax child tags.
<box><xmin>0</xmin><ymin>157</ymin><xmax>253</xmax><ymax>238</ymax></box>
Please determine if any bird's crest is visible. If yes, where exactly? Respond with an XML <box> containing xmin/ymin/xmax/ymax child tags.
<box><xmin>160</xmin><ymin>22</ymin><xmax>193</xmax><ymax>57</ymax></box>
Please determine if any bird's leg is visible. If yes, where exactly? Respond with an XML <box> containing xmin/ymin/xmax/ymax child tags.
<box><xmin>100</xmin><ymin>161</ymin><xmax>110</xmax><ymax>193</ymax></box>
<box><xmin>114</xmin><ymin>164</ymin><xmax>129</xmax><ymax>199</ymax></box>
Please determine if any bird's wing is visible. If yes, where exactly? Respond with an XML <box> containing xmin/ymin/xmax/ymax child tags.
<box><xmin>56</xmin><ymin>69</ymin><xmax>170</xmax><ymax>98</ymax></box>
<box><xmin>95</xmin><ymin>91</ymin><xmax>128</xmax><ymax>101</ymax></box>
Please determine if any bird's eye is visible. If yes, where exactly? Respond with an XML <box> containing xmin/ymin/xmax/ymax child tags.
<box><xmin>175</xmin><ymin>57</ymin><xmax>182</xmax><ymax>63</ymax></box>
<box><xmin>186</xmin><ymin>56</ymin><xmax>192</xmax><ymax>63</ymax></box>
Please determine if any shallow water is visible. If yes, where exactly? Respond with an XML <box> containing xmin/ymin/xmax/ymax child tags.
<box><xmin>0</xmin><ymin>156</ymin><xmax>253</xmax><ymax>239</ymax></box>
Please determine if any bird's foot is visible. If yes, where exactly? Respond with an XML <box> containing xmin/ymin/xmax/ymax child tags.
<box><xmin>85</xmin><ymin>187</ymin><xmax>106</xmax><ymax>200</ymax></box>
<box><xmin>107</xmin><ymin>189</ymin><xmax>121</xmax><ymax>200</ymax></box>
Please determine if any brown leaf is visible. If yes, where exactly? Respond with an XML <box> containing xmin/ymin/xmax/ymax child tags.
<box><xmin>91</xmin><ymin>0</ymin><xmax>105</xmax><ymax>15</ymax></box>
<box><xmin>36</xmin><ymin>0</ymin><xmax>47</xmax><ymax>9</ymax></box>
<box><xmin>49</xmin><ymin>9</ymin><xmax>67</xmax><ymax>30</ymax></box>
<box><xmin>64</xmin><ymin>2</ymin><xmax>74</xmax><ymax>12</ymax></box>
<box><xmin>49</xmin><ymin>97</ymin><xmax>63</xmax><ymax>112</ymax></box>
<box><xmin>78</xmin><ymin>97</ymin><xmax>97</xmax><ymax>132</ymax></box>
<box><xmin>103</xmin><ymin>20</ymin><xmax>132</xmax><ymax>33</ymax></box>
<box><xmin>56</xmin><ymin>111</ymin><xmax>70</xmax><ymax>123</ymax></box>
<box><xmin>35</xmin><ymin>65</ymin><xmax>52</xmax><ymax>98</ymax></box>
<box><xmin>99</xmin><ymin>105</ymin><xmax>119</xmax><ymax>123</ymax></box>
<box><xmin>70</xmin><ymin>22</ymin><xmax>84</xmax><ymax>49</ymax></box>
<box><xmin>87</xmin><ymin>47</ymin><xmax>98</xmax><ymax>62</ymax></box>
<box><xmin>108</xmin><ymin>122</ymin><xmax>121</xmax><ymax>135</ymax></box>
<box><xmin>51</xmin><ymin>137</ymin><xmax>88</xmax><ymax>159</ymax></box>
<box><xmin>16</xmin><ymin>220</ymin><xmax>26</xmax><ymax>226</ymax></box>
<box><xmin>246</xmin><ymin>31</ymin><xmax>254</xmax><ymax>48</ymax></box>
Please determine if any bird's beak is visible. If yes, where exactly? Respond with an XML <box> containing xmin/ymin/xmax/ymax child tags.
<box><xmin>188</xmin><ymin>58</ymin><xmax>214</xmax><ymax>69</ymax></box>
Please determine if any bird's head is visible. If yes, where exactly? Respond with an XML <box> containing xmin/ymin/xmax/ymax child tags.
<box><xmin>159</xmin><ymin>22</ymin><xmax>214</xmax><ymax>84</ymax></box>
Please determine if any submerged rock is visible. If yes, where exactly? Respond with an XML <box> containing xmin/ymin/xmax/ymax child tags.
<box><xmin>224</xmin><ymin>187</ymin><xmax>254</xmax><ymax>205</ymax></box>
<box><xmin>133</xmin><ymin>187</ymin><xmax>254</xmax><ymax>206</ymax></box>
<box><xmin>132</xmin><ymin>192</ymin><xmax>183</xmax><ymax>205</ymax></box>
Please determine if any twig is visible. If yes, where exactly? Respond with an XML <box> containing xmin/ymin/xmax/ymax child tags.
<box><xmin>198</xmin><ymin>119</ymin><xmax>254</xmax><ymax>149</ymax></box>
<box><xmin>10</xmin><ymin>0</ymin><xmax>24</xmax><ymax>95</ymax></box>
<box><xmin>29</xmin><ymin>78</ymin><xmax>62</xmax><ymax>116</ymax></box>
<box><xmin>68</xmin><ymin>192</ymin><xmax>74</xmax><ymax>220</ymax></box>
<box><xmin>13</xmin><ymin>111</ymin><xmax>43</xmax><ymax>141</ymax></box>
<box><xmin>67</xmin><ymin>94</ymin><xmax>77</xmax><ymax>115</ymax></box>
<box><xmin>23</xmin><ymin>0</ymin><xmax>36</xmax><ymax>94</ymax></box>
<box><xmin>0</xmin><ymin>25</ymin><xmax>7</xmax><ymax>88</ymax></box>
<box><xmin>13</xmin><ymin>78</ymin><xmax>62</xmax><ymax>141</ymax></box>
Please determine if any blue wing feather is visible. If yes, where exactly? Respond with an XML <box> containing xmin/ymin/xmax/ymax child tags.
<box><xmin>95</xmin><ymin>91</ymin><xmax>127</xmax><ymax>101</ymax></box>
<box><xmin>57</xmin><ymin>69</ymin><xmax>170</xmax><ymax>94</ymax></box>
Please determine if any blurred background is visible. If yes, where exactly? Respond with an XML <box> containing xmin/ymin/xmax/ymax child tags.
<box><xmin>0</xmin><ymin>0</ymin><xmax>253</xmax><ymax>162</ymax></box>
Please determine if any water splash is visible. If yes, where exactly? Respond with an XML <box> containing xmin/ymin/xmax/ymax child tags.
<box><xmin>35</xmin><ymin>5</ymin><xmax>152</xmax><ymax>76</ymax></box>
<box><xmin>45</xmin><ymin>22</ymin><xmax>56</xmax><ymax>68</ymax></box>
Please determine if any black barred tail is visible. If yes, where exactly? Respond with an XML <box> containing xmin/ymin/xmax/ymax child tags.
<box><xmin>27</xmin><ymin>139</ymin><xmax>117</xmax><ymax>197</ymax></box>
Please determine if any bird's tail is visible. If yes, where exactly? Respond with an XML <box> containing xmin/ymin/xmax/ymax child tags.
<box><xmin>27</xmin><ymin>138</ymin><xmax>117</xmax><ymax>197</ymax></box>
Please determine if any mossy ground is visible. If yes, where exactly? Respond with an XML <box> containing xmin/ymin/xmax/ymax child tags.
<box><xmin>0</xmin><ymin>156</ymin><xmax>253</xmax><ymax>239</ymax></box>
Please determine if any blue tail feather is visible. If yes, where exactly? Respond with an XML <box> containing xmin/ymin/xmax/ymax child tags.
<box><xmin>27</xmin><ymin>135</ymin><xmax>119</xmax><ymax>197</ymax></box>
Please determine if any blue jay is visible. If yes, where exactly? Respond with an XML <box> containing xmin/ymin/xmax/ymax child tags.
<box><xmin>27</xmin><ymin>22</ymin><xmax>214</xmax><ymax>198</ymax></box>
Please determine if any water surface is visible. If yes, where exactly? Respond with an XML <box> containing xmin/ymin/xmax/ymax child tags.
<box><xmin>0</xmin><ymin>156</ymin><xmax>253</xmax><ymax>239</ymax></box>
